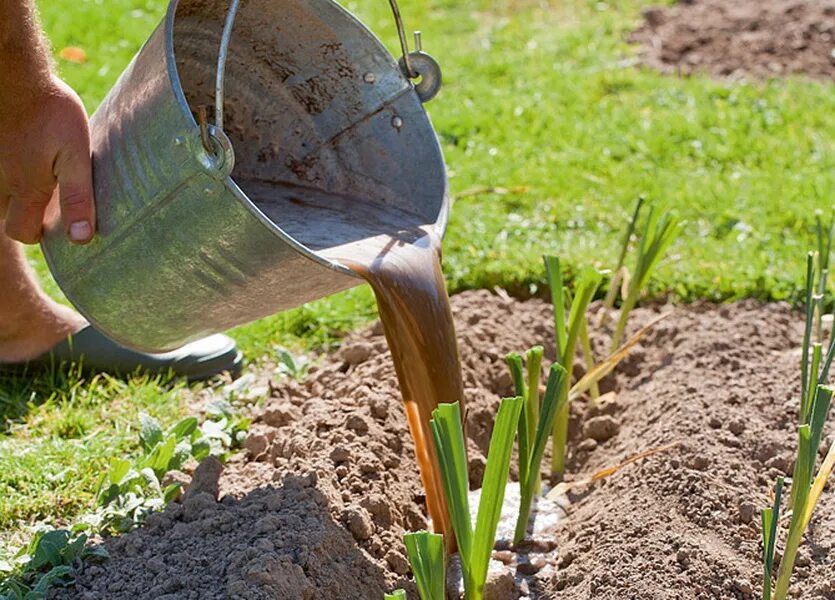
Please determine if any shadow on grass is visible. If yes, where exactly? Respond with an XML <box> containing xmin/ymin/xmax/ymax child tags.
<box><xmin>0</xmin><ymin>364</ymin><xmax>181</xmax><ymax>433</ymax></box>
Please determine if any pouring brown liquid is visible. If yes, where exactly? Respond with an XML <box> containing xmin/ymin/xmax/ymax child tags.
<box><xmin>251</xmin><ymin>182</ymin><xmax>464</xmax><ymax>539</ymax></box>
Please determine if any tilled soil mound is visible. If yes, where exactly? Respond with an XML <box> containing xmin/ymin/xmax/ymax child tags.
<box><xmin>54</xmin><ymin>291</ymin><xmax>834</xmax><ymax>599</ymax></box>
<box><xmin>630</xmin><ymin>0</ymin><xmax>835</xmax><ymax>80</ymax></box>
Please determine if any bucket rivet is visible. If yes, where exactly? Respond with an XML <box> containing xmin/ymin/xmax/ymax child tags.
<box><xmin>174</xmin><ymin>136</ymin><xmax>186</xmax><ymax>146</ymax></box>
<box><xmin>391</xmin><ymin>115</ymin><xmax>404</xmax><ymax>129</ymax></box>
<box><xmin>204</xmin><ymin>186</ymin><xmax>215</xmax><ymax>195</ymax></box>
<box><xmin>363</xmin><ymin>72</ymin><xmax>376</xmax><ymax>84</ymax></box>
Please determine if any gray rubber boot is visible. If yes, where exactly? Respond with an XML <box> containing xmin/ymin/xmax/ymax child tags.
<box><xmin>1</xmin><ymin>326</ymin><xmax>243</xmax><ymax>382</ymax></box>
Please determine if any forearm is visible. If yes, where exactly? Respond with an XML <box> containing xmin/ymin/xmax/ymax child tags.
<box><xmin>0</xmin><ymin>0</ymin><xmax>54</xmax><ymax>106</ymax></box>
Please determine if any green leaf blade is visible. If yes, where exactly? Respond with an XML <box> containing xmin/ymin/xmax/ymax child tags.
<box><xmin>403</xmin><ymin>531</ymin><xmax>445</xmax><ymax>600</ymax></box>
<box><xmin>471</xmin><ymin>396</ymin><xmax>523</xmax><ymax>593</ymax></box>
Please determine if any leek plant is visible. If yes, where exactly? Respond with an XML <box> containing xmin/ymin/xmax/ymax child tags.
<box><xmin>799</xmin><ymin>252</ymin><xmax>835</xmax><ymax>425</ymax></box>
<box><xmin>399</xmin><ymin>531</ymin><xmax>445</xmax><ymax>600</ymax></box>
<box><xmin>430</xmin><ymin>398</ymin><xmax>522</xmax><ymax>600</ymax></box>
<box><xmin>543</xmin><ymin>256</ymin><xmax>602</xmax><ymax>474</ymax></box>
<box><xmin>384</xmin><ymin>590</ymin><xmax>407</xmax><ymax>600</ymax></box>
<box><xmin>505</xmin><ymin>356</ymin><xmax>567</xmax><ymax>543</ymax></box>
<box><xmin>610</xmin><ymin>206</ymin><xmax>680</xmax><ymax>351</ymax></box>
<box><xmin>762</xmin><ymin>242</ymin><xmax>835</xmax><ymax>599</ymax></box>
<box><xmin>600</xmin><ymin>196</ymin><xmax>645</xmax><ymax>318</ymax></box>
<box><xmin>792</xmin><ymin>252</ymin><xmax>835</xmax><ymax>506</ymax></box>
<box><xmin>765</xmin><ymin>385</ymin><xmax>834</xmax><ymax>600</ymax></box>
<box><xmin>506</xmin><ymin>347</ymin><xmax>544</xmax><ymax>492</ymax></box>
<box><xmin>760</xmin><ymin>478</ymin><xmax>784</xmax><ymax>600</ymax></box>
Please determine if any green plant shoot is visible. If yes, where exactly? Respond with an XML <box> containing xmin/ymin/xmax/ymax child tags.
<box><xmin>773</xmin><ymin>385</ymin><xmax>833</xmax><ymax>600</ymax></box>
<box><xmin>611</xmin><ymin>207</ymin><xmax>680</xmax><ymax>351</ymax></box>
<box><xmin>384</xmin><ymin>590</ymin><xmax>407</xmax><ymax>600</ymax></box>
<box><xmin>430</xmin><ymin>398</ymin><xmax>523</xmax><ymax>600</ymax></box>
<box><xmin>506</xmin><ymin>346</ymin><xmax>544</xmax><ymax>494</ymax></box>
<box><xmin>760</xmin><ymin>477</ymin><xmax>783</xmax><ymax>600</ymax></box>
<box><xmin>511</xmin><ymin>363</ymin><xmax>567</xmax><ymax>543</ymax></box>
<box><xmin>403</xmin><ymin>531</ymin><xmax>445</xmax><ymax>600</ymax></box>
<box><xmin>544</xmin><ymin>257</ymin><xmax>602</xmax><ymax>474</ymax></box>
<box><xmin>601</xmin><ymin>196</ymin><xmax>645</xmax><ymax>315</ymax></box>
<box><xmin>814</xmin><ymin>210</ymin><xmax>833</xmax><ymax>342</ymax></box>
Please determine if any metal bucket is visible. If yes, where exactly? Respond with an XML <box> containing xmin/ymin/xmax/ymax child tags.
<box><xmin>41</xmin><ymin>0</ymin><xmax>448</xmax><ymax>352</ymax></box>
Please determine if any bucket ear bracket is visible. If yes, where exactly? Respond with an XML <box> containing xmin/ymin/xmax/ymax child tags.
<box><xmin>399</xmin><ymin>32</ymin><xmax>442</xmax><ymax>103</ymax></box>
<box><xmin>387</xmin><ymin>1</ymin><xmax>442</xmax><ymax>103</ymax></box>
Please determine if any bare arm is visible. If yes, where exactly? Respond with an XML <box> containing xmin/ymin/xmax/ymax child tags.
<box><xmin>0</xmin><ymin>0</ymin><xmax>96</xmax><ymax>244</ymax></box>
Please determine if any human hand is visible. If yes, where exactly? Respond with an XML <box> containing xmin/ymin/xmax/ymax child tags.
<box><xmin>0</xmin><ymin>76</ymin><xmax>95</xmax><ymax>245</ymax></box>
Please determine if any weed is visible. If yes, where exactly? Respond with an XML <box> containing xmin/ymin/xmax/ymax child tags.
<box><xmin>0</xmin><ymin>530</ymin><xmax>107</xmax><ymax>600</ymax></box>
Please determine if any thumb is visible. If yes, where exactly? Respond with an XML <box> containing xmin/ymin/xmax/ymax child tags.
<box><xmin>54</xmin><ymin>127</ymin><xmax>96</xmax><ymax>245</ymax></box>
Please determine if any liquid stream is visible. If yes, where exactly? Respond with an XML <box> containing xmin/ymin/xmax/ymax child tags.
<box><xmin>252</xmin><ymin>183</ymin><xmax>465</xmax><ymax>539</ymax></box>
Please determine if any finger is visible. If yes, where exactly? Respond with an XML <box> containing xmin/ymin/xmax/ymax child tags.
<box><xmin>4</xmin><ymin>192</ymin><xmax>52</xmax><ymax>244</ymax></box>
<box><xmin>54</xmin><ymin>123</ymin><xmax>95</xmax><ymax>245</ymax></box>
<box><xmin>0</xmin><ymin>196</ymin><xmax>9</xmax><ymax>220</ymax></box>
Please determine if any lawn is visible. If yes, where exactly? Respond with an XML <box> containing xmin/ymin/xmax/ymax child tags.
<box><xmin>2</xmin><ymin>0</ymin><xmax>833</xmax><ymax>555</ymax></box>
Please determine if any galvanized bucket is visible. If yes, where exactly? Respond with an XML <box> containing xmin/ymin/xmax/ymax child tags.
<box><xmin>41</xmin><ymin>0</ymin><xmax>447</xmax><ymax>352</ymax></box>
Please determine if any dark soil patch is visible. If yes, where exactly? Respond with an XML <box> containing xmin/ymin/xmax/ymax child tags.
<box><xmin>53</xmin><ymin>292</ymin><xmax>834</xmax><ymax>599</ymax></box>
<box><xmin>630</xmin><ymin>0</ymin><xmax>835</xmax><ymax>80</ymax></box>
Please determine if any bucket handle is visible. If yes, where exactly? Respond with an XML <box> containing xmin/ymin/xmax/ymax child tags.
<box><xmin>193</xmin><ymin>0</ymin><xmax>241</xmax><ymax>170</ymax></box>
<box><xmin>214</xmin><ymin>0</ymin><xmax>241</xmax><ymax>136</ymax></box>
<box><xmin>209</xmin><ymin>0</ymin><xmax>441</xmax><ymax>135</ymax></box>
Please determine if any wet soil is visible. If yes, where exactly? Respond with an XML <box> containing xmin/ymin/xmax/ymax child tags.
<box><xmin>54</xmin><ymin>292</ymin><xmax>834</xmax><ymax>599</ymax></box>
<box><xmin>630</xmin><ymin>0</ymin><xmax>835</xmax><ymax>80</ymax></box>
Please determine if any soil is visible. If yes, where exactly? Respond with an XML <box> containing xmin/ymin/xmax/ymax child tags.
<box><xmin>630</xmin><ymin>0</ymin><xmax>835</xmax><ymax>80</ymax></box>
<box><xmin>53</xmin><ymin>291</ymin><xmax>835</xmax><ymax>599</ymax></box>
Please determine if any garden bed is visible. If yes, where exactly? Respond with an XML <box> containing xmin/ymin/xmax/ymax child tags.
<box><xmin>54</xmin><ymin>291</ymin><xmax>834</xmax><ymax>599</ymax></box>
<box><xmin>631</xmin><ymin>0</ymin><xmax>835</xmax><ymax>80</ymax></box>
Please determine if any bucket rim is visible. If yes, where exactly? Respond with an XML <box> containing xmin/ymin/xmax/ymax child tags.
<box><xmin>163</xmin><ymin>0</ymin><xmax>451</xmax><ymax>278</ymax></box>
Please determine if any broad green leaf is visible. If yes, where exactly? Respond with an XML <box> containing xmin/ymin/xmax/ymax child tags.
<box><xmin>62</xmin><ymin>534</ymin><xmax>87</xmax><ymax>563</ymax></box>
<box><xmin>149</xmin><ymin>436</ymin><xmax>177</xmax><ymax>477</ymax></box>
<box><xmin>205</xmin><ymin>398</ymin><xmax>233</xmax><ymax>419</ymax></box>
<box><xmin>169</xmin><ymin>441</ymin><xmax>193</xmax><ymax>473</ymax></box>
<box><xmin>163</xmin><ymin>483</ymin><xmax>183</xmax><ymax>503</ymax></box>
<box><xmin>29</xmin><ymin>565</ymin><xmax>73</xmax><ymax>595</ymax></box>
<box><xmin>139</xmin><ymin>468</ymin><xmax>162</xmax><ymax>496</ymax></box>
<box><xmin>169</xmin><ymin>417</ymin><xmax>199</xmax><ymax>440</ymax></box>
<box><xmin>108</xmin><ymin>458</ymin><xmax>132</xmax><ymax>487</ymax></box>
<box><xmin>29</xmin><ymin>530</ymin><xmax>70</xmax><ymax>570</ymax></box>
<box><xmin>191</xmin><ymin>438</ymin><xmax>211</xmax><ymax>461</ymax></box>
<box><xmin>138</xmin><ymin>413</ymin><xmax>163</xmax><ymax>452</ymax></box>
<box><xmin>83</xmin><ymin>545</ymin><xmax>109</xmax><ymax>560</ymax></box>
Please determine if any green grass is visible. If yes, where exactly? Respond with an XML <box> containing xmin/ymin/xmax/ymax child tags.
<box><xmin>2</xmin><ymin>0</ymin><xmax>832</xmax><ymax>554</ymax></box>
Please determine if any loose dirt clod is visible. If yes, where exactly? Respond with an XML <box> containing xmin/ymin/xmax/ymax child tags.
<box><xmin>631</xmin><ymin>0</ymin><xmax>835</xmax><ymax>81</ymax></box>
<box><xmin>52</xmin><ymin>293</ymin><xmax>834</xmax><ymax>599</ymax></box>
